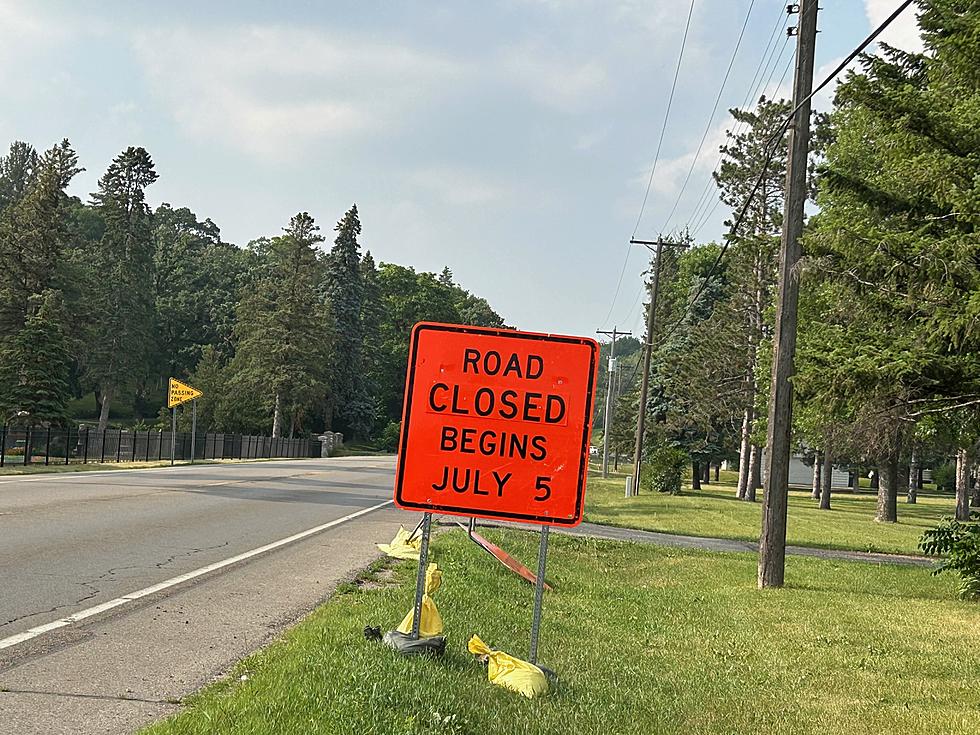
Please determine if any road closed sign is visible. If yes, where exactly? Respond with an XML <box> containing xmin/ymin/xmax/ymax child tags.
<box><xmin>395</xmin><ymin>322</ymin><xmax>598</xmax><ymax>526</ymax></box>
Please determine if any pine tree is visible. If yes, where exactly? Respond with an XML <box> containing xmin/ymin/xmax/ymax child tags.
<box><xmin>0</xmin><ymin>291</ymin><xmax>72</xmax><ymax>425</ymax></box>
<box><xmin>226</xmin><ymin>212</ymin><xmax>331</xmax><ymax>437</ymax></box>
<box><xmin>0</xmin><ymin>141</ymin><xmax>81</xmax><ymax>425</ymax></box>
<box><xmin>82</xmin><ymin>147</ymin><xmax>159</xmax><ymax>431</ymax></box>
<box><xmin>324</xmin><ymin>205</ymin><xmax>370</xmax><ymax>437</ymax></box>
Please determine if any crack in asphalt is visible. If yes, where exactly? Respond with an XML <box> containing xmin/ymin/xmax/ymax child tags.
<box><xmin>0</xmin><ymin>687</ymin><xmax>176</xmax><ymax>706</ymax></box>
<box><xmin>1</xmin><ymin>540</ymin><xmax>231</xmax><ymax>630</ymax></box>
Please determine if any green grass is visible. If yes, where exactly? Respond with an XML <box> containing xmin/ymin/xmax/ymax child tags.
<box><xmin>141</xmin><ymin>529</ymin><xmax>979</xmax><ymax>735</ymax></box>
<box><xmin>586</xmin><ymin>470</ymin><xmax>956</xmax><ymax>556</ymax></box>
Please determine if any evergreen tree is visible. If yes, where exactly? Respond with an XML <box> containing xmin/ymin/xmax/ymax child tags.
<box><xmin>0</xmin><ymin>141</ymin><xmax>39</xmax><ymax>215</ymax></box>
<box><xmin>324</xmin><ymin>204</ymin><xmax>369</xmax><ymax>437</ymax></box>
<box><xmin>82</xmin><ymin>147</ymin><xmax>158</xmax><ymax>431</ymax></box>
<box><xmin>225</xmin><ymin>212</ymin><xmax>332</xmax><ymax>437</ymax></box>
<box><xmin>0</xmin><ymin>140</ymin><xmax>81</xmax><ymax>425</ymax></box>
<box><xmin>0</xmin><ymin>290</ymin><xmax>72</xmax><ymax>425</ymax></box>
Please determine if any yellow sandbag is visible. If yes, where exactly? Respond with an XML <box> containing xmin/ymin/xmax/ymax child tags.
<box><xmin>467</xmin><ymin>635</ymin><xmax>549</xmax><ymax>698</ymax></box>
<box><xmin>377</xmin><ymin>526</ymin><xmax>421</xmax><ymax>560</ymax></box>
<box><xmin>396</xmin><ymin>563</ymin><xmax>443</xmax><ymax>638</ymax></box>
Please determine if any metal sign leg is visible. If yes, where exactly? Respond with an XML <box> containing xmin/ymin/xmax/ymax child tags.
<box><xmin>190</xmin><ymin>401</ymin><xmax>197</xmax><ymax>465</ymax></box>
<box><xmin>410</xmin><ymin>513</ymin><xmax>432</xmax><ymax>640</ymax></box>
<box><xmin>529</xmin><ymin>525</ymin><xmax>550</xmax><ymax>664</ymax></box>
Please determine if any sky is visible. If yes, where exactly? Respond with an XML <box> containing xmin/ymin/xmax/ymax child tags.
<box><xmin>0</xmin><ymin>0</ymin><xmax>924</xmax><ymax>338</ymax></box>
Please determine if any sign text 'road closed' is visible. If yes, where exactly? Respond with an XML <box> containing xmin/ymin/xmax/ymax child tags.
<box><xmin>395</xmin><ymin>322</ymin><xmax>598</xmax><ymax>526</ymax></box>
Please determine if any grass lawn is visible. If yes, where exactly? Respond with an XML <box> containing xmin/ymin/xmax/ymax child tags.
<box><xmin>585</xmin><ymin>469</ymin><xmax>957</xmax><ymax>556</ymax></box>
<box><xmin>142</xmin><ymin>529</ymin><xmax>979</xmax><ymax>735</ymax></box>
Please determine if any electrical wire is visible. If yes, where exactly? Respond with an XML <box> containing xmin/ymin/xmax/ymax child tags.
<box><xmin>658</xmin><ymin>0</ymin><xmax>757</xmax><ymax>234</ymax></box>
<box><xmin>682</xmin><ymin>7</ymin><xmax>789</xmax><ymax>232</ymax></box>
<box><xmin>601</xmin><ymin>0</ymin><xmax>697</xmax><ymax>329</ymax></box>
<box><xmin>689</xmin><ymin>35</ymin><xmax>795</xmax><ymax>236</ymax></box>
<box><xmin>659</xmin><ymin>0</ymin><xmax>916</xmax><ymax>344</ymax></box>
<box><xmin>631</xmin><ymin>0</ymin><xmax>697</xmax><ymax>238</ymax></box>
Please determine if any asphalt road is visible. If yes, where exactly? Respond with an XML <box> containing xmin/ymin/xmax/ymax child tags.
<box><xmin>0</xmin><ymin>456</ymin><xmax>409</xmax><ymax>734</ymax></box>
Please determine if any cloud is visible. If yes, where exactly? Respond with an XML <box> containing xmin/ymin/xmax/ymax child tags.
<box><xmin>406</xmin><ymin>167</ymin><xmax>508</xmax><ymax>206</ymax></box>
<box><xmin>131</xmin><ymin>26</ymin><xmax>463</xmax><ymax>158</ymax></box>
<box><xmin>499</xmin><ymin>42</ymin><xmax>608</xmax><ymax>112</ymax></box>
<box><xmin>866</xmin><ymin>0</ymin><xmax>924</xmax><ymax>54</ymax></box>
<box><xmin>0</xmin><ymin>1</ymin><xmax>70</xmax><ymax>75</ymax></box>
<box><xmin>574</xmin><ymin>125</ymin><xmax>610</xmax><ymax>152</ymax></box>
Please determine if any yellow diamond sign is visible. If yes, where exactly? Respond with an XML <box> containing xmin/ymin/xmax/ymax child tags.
<box><xmin>168</xmin><ymin>377</ymin><xmax>203</xmax><ymax>409</ymax></box>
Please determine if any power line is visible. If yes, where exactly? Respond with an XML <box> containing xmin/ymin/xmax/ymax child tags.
<box><xmin>689</xmin><ymin>36</ymin><xmax>795</xmax><ymax>236</ymax></box>
<box><xmin>659</xmin><ymin>0</ymin><xmax>917</xmax><ymax>346</ymax></box>
<box><xmin>631</xmin><ymin>0</ymin><xmax>697</xmax><ymax>237</ymax></box>
<box><xmin>658</xmin><ymin>0</ymin><xmax>757</xmax><ymax>234</ymax></box>
<box><xmin>602</xmin><ymin>0</ymin><xmax>697</xmax><ymax>328</ymax></box>
<box><xmin>681</xmin><ymin>5</ymin><xmax>789</xmax><ymax>232</ymax></box>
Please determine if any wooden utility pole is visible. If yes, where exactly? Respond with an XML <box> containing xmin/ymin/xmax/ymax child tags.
<box><xmin>597</xmin><ymin>327</ymin><xmax>631</xmax><ymax>478</ymax></box>
<box><xmin>629</xmin><ymin>237</ymin><xmax>685</xmax><ymax>496</ymax></box>
<box><xmin>758</xmin><ymin>0</ymin><xmax>818</xmax><ymax>588</ymax></box>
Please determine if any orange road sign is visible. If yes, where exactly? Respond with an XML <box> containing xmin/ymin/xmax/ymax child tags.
<box><xmin>395</xmin><ymin>322</ymin><xmax>598</xmax><ymax>526</ymax></box>
<box><xmin>168</xmin><ymin>377</ymin><xmax>203</xmax><ymax>409</ymax></box>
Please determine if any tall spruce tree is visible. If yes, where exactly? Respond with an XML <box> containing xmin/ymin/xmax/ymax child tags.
<box><xmin>226</xmin><ymin>213</ymin><xmax>331</xmax><ymax>437</ymax></box>
<box><xmin>325</xmin><ymin>205</ymin><xmax>372</xmax><ymax>438</ymax></box>
<box><xmin>83</xmin><ymin>147</ymin><xmax>158</xmax><ymax>431</ymax></box>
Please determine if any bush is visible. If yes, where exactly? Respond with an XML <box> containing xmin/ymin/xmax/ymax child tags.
<box><xmin>931</xmin><ymin>462</ymin><xmax>956</xmax><ymax>491</ymax></box>
<box><xmin>643</xmin><ymin>445</ymin><xmax>687</xmax><ymax>494</ymax></box>
<box><xmin>920</xmin><ymin>512</ymin><xmax>980</xmax><ymax>600</ymax></box>
<box><xmin>378</xmin><ymin>421</ymin><xmax>401</xmax><ymax>453</ymax></box>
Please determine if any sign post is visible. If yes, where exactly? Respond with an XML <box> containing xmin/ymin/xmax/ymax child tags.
<box><xmin>190</xmin><ymin>400</ymin><xmax>198</xmax><ymax>465</ymax></box>
<box><xmin>170</xmin><ymin>407</ymin><xmax>176</xmax><ymax>466</ymax></box>
<box><xmin>167</xmin><ymin>378</ymin><xmax>203</xmax><ymax>466</ymax></box>
<box><xmin>395</xmin><ymin>322</ymin><xmax>597</xmax><ymax>655</ymax></box>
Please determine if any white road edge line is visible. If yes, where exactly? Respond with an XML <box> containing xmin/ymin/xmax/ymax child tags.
<box><xmin>0</xmin><ymin>499</ymin><xmax>395</xmax><ymax>651</ymax></box>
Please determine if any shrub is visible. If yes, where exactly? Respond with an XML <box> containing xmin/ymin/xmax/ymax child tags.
<box><xmin>919</xmin><ymin>512</ymin><xmax>980</xmax><ymax>600</ymax></box>
<box><xmin>378</xmin><ymin>421</ymin><xmax>401</xmax><ymax>453</ymax></box>
<box><xmin>643</xmin><ymin>445</ymin><xmax>687</xmax><ymax>494</ymax></box>
<box><xmin>931</xmin><ymin>462</ymin><xmax>955</xmax><ymax>491</ymax></box>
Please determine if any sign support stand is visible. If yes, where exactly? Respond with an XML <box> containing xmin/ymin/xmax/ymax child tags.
<box><xmin>410</xmin><ymin>513</ymin><xmax>432</xmax><ymax>640</ymax></box>
<box><xmin>170</xmin><ymin>407</ymin><xmax>176</xmax><ymax>466</ymax></box>
<box><xmin>528</xmin><ymin>525</ymin><xmax>549</xmax><ymax>664</ymax></box>
<box><xmin>190</xmin><ymin>400</ymin><xmax>197</xmax><ymax>465</ymax></box>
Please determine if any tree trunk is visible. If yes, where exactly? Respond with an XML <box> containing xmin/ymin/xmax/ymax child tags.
<box><xmin>907</xmin><ymin>449</ymin><xmax>918</xmax><ymax>504</ymax></box>
<box><xmin>97</xmin><ymin>383</ymin><xmax>113</xmax><ymax>433</ymax></box>
<box><xmin>955</xmin><ymin>448</ymin><xmax>971</xmax><ymax>521</ymax></box>
<box><xmin>876</xmin><ymin>454</ymin><xmax>898</xmax><ymax>523</ymax></box>
<box><xmin>701</xmin><ymin>462</ymin><xmax>710</xmax><ymax>485</ymax></box>
<box><xmin>692</xmin><ymin>461</ymin><xmax>702</xmax><ymax>491</ymax></box>
<box><xmin>851</xmin><ymin>468</ymin><xmax>861</xmax><ymax>493</ymax></box>
<box><xmin>971</xmin><ymin>465</ymin><xmax>980</xmax><ymax>508</ymax></box>
<box><xmin>870</xmin><ymin>471</ymin><xmax>879</xmax><ymax>490</ymax></box>
<box><xmin>819</xmin><ymin>447</ymin><xmax>832</xmax><ymax>510</ymax></box>
<box><xmin>736</xmin><ymin>408</ymin><xmax>752</xmax><ymax>499</ymax></box>
<box><xmin>746</xmin><ymin>444</ymin><xmax>761</xmax><ymax>502</ymax></box>
<box><xmin>811</xmin><ymin>451</ymin><xmax>822</xmax><ymax>500</ymax></box>
<box><xmin>272</xmin><ymin>393</ymin><xmax>283</xmax><ymax>439</ymax></box>
<box><xmin>714</xmin><ymin>464</ymin><xmax>720</xmax><ymax>482</ymax></box>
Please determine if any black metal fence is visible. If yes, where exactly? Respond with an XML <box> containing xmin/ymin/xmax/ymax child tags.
<box><xmin>0</xmin><ymin>426</ymin><xmax>322</xmax><ymax>467</ymax></box>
